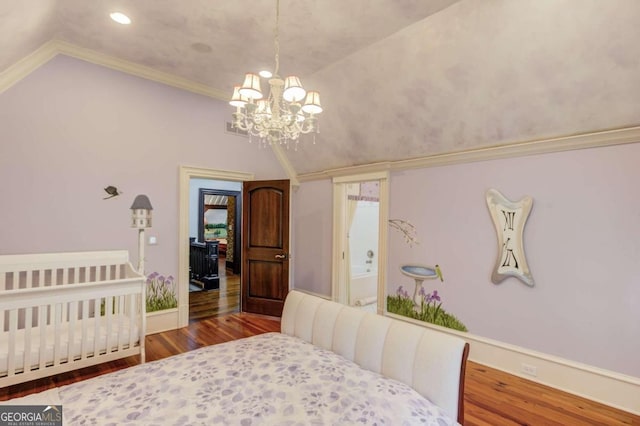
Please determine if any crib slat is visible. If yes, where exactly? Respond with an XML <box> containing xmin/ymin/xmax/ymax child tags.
<box><xmin>7</xmin><ymin>309</ymin><xmax>17</xmax><ymax>377</ymax></box>
<box><xmin>38</xmin><ymin>306</ymin><xmax>47</xmax><ymax>370</ymax></box>
<box><xmin>117</xmin><ymin>295</ymin><xmax>125</xmax><ymax>351</ymax></box>
<box><xmin>53</xmin><ymin>303</ymin><xmax>62</xmax><ymax>367</ymax></box>
<box><xmin>81</xmin><ymin>300</ymin><xmax>89</xmax><ymax>360</ymax></box>
<box><xmin>93</xmin><ymin>298</ymin><xmax>101</xmax><ymax>357</ymax></box>
<box><xmin>62</xmin><ymin>268</ymin><xmax>69</xmax><ymax>286</ymax></box>
<box><xmin>23</xmin><ymin>307</ymin><xmax>33</xmax><ymax>375</ymax></box>
<box><xmin>25</xmin><ymin>270</ymin><xmax>32</xmax><ymax>289</ymax></box>
<box><xmin>38</xmin><ymin>269</ymin><xmax>45</xmax><ymax>288</ymax></box>
<box><xmin>106</xmin><ymin>296</ymin><xmax>113</xmax><ymax>354</ymax></box>
<box><xmin>68</xmin><ymin>301</ymin><xmax>78</xmax><ymax>363</ymax></box>
<box><xmin>128</xmin><ymin>294</ymin><xmax>136</xmax><ymax>350</ymax></box>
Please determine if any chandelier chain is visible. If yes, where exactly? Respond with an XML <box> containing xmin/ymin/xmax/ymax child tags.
<box><xmin>274</xmin><ymin>0</ymin><xmax>280</xmax><ymax>76</ymax></box>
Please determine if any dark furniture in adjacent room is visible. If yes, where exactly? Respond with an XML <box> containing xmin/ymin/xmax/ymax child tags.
<box><xmin>189</xmin><ymin>240</ymin><xmax>219</xmax><ymax>290</ymax></box>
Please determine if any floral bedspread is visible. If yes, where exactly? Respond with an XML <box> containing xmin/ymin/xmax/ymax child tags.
<box><xmin>59</xmin><ymin>333</ymin><xmax>455</xmax><ymax>425</ymax></box>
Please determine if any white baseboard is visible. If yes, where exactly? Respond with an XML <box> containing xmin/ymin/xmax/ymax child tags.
<box><xmin>385</xmin><ymin>313</ymin><xmax>640</xmax><ymax>415</ymax></box>
<box><xmin>146</xmin><ymin>309</ymin><xmax>179</xmax><ymax>335</ymax></box>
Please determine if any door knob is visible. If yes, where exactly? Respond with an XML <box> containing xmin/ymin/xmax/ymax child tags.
<box><xmin>275</xmin><ymin>254</ymin><xmax>287</xmax><ymax>259</ymax></box>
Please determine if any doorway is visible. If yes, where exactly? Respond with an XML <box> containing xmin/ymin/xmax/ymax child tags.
<box><xmin>198</xmin><ymin>188</ymin><xmax>241</xmax><ymax>275</ymax></box>
<box><xmin>178</xmin><ymin>166</ymin><xmax>255</xmax><ymax>328</ymax></box>
<box><xmin>188</xmin><ymin>184</ymin><xmax>243</xmax><ymax>321</ymax></box>
<box><xmin>332</xmin><ymin>172</ymin><xmax>389</xmax><ymax>314</ymax></box>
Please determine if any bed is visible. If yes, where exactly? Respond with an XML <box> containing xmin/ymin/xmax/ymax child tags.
<box><xmin>0</xmin><ymin>250</ymin><xmax>146</xmax><ymax>388</ymax></box>
<box><xmin>3</xmin><ymin>290</ymin><xmax>468</xmax><ymax>425</ymax></box>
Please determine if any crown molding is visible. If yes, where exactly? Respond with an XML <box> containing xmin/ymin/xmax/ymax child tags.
<box><xmin>0</xmin><ymin>40</ymin><xmax>59</xmax><ymax>94</ymax></box>
<box><xmin>53</xmin><ymin>40</ymin><xmax>229</xmax><ymax>100</ymax></box>
<box><xmin>0</xmin><ymin>39</ymin><xmax>229</xmax><ymax>100</ymax></box>
<box><xmin>297</xmin><ymin>126</ymin><xmax>640</xmax><ymax>182</ymax></box>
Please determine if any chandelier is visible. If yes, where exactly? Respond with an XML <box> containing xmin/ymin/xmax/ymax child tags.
<box><xmin>229</xmin><ymin>0</ymin><xmax>322</xmax><ymax>148</ymax></box>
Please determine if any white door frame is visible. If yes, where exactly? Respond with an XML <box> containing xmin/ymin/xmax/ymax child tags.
<box><xmin>177</xmin><ymin>165</ymin><xmax>255</xmax><ymax>328</ymax></box>
<box><xmin>332</xmin><ymin>171</ymin><xmax>389</xmax><ymax>314</ymax></box>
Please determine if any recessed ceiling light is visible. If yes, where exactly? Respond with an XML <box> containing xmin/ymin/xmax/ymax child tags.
<box><xmin>110</xmin><ymin>12</ymin><xmax>131</xmax><ymax>25</ymax></box>
<box><xmin>259</xmin><ymin>70</ymin><xmax>273</xmax><ymax>78</ymax></box>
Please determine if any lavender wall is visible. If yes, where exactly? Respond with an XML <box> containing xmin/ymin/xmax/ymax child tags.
<box><xmin>387</xmin><ymin>143</ymin><xmax>640</xmax><ymax>378</ymax></box>
<box><xmin>0</xmin><ymin>55</ymin><xmax>285</xmax><ymax>279</ymax></box>
<box><xmin>291</xmin><ymin>179</ymin><xmax>333</xmax><ymax>295</ymax></box>
<box><xmin>292</xmin><ymin>142</ymin><xmax>640</xmax><ymax>378</ymax></box>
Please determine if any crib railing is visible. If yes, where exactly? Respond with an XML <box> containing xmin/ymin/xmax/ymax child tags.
<box><xmin>0</xmin><ymin>250</ymin><xmax>146</xmax><ymax>387</ymax></box>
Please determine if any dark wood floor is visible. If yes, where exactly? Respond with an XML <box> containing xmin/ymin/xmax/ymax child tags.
<box><xmin>189</xmin><ymin>257</ymin><xmax>240</xmax><ymax>320</ymax></box>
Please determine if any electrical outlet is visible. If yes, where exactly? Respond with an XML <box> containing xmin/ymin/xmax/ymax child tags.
<box><xmin>521</xmin><ymin>363</ymin><xmax>537</xmax><ymax>377</ymax></box>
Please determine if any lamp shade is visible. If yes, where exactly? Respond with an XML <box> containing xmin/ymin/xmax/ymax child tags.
<box><xmin>301</xmin><ymin>91</ymin><xmax>323</xmax><ymax>114</ymax></box>
<box><xmin>130</xmin><ymin>194</ymin><xmax>153</xmax><ymax>228</ymax></box>
<box><xmin>229</xmin><ymin>86</ymin><xmax>248</xmax><ymax>107</ymax></box>
<box><xmin>239</xmin><ymin>73</ymin><xmax>263</xmax><ymax>100</ymax></box>
<box><xmin>283</xmin><ymin>76</ymin><xmax>306</xmax><ymax>102</ymax></box>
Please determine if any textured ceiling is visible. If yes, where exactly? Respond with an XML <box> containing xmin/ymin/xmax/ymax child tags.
<box><xmin>2</xmin><ymin>0</ymin><xmax>640</xmax><ymax>175</ymax></box>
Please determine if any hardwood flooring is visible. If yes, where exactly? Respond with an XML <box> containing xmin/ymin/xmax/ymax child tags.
<box><xmin>2</xmin><ymin>313</ymin><xmax>638</xmax><ymax>425</ymax></box>
<box><xmin>189</xmin><ymin>258</ymin><xmax>240</xmax><ymax>320</ymax></box>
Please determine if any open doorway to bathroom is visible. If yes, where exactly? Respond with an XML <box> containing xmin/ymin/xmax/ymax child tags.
<box><xmin>346</xmin><ymin>184</ymin><xmax>379</xmax><ymax>312</ymax></box>
<box><xmin>332</xmin><ymin>172</ymin><xmax>389</xmax><ymax>314</ymax></box>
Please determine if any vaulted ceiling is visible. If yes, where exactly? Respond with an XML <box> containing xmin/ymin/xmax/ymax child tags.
<box><xmin>2</xmin><ymin>1</ymin><xmax>639</xmax><ymax>175</ymax></box>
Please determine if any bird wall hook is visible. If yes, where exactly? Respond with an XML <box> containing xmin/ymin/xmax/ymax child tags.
<box><xmin>103</xmin><ymin>186</ymin><xmax>121</xmax><ymax>200</ymax></box>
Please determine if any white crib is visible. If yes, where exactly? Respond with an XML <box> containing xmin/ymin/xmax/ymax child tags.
<box><xmin>0</xmin><ymin>250</ymin><xmax>146</xmax><ymax>387</ymax></box>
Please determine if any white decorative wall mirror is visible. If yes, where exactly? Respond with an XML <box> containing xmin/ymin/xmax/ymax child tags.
<box><xmin>485</xmin><ymin>189</ymin><xmax>534</xmax><ymax>287</ymax></box>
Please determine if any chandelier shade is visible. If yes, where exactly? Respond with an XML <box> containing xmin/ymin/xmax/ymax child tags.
<box><xmin>230</xmin><ymin>86</ymin><xmax>248</xmax><ymax>107</ymax></box>
<box><xmin>283</xmin><ymin>76</ymin><xmax>306</xmax><ymax>102</ymax></box>
<box><xmin>229</xmin><ymin>0</ymin><xmax>322</xmax><ymax>147</ymax></box>
<box><xmin>239</xmin><ymin>73</ymin><xmax>263</xmax><ymax>100</ymax></box>
<box><xmin>302</xmin><ymin>91</ymin><xmax>323</xmax><ymax>114</ymax></box>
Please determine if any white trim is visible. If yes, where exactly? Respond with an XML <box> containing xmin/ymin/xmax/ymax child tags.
<box><xmin>0</xmin><ymin>39</ymin><xmax>229</xmax><ymax>100</ymax></box>
<box><xmin>0</xmin><ymin>40</ymin><xmax>59</xmax><ymax>94</ymax></box>
<box><xmin>298</xmin><ymin>126</ymin><xmax>640</xmax><ymax>182</ymax></box>
<box><xmin>177</xmin><ymin>166</ymin><xmax>255</xmax><ymax>328</ymax></box>
<box><xmin>55</xmin><ymin>40</ymin><xmax>228</xmax><ymax>100</ymax></box>
<box><xmin>376</xmin><ymin>175</ymin><xmax>389</xmax><ymax>315</ymax></box>
<box><xmin>332</xmin><ymin>171</ymin><xmax>390</xmax><ymax>184</ymax></box>
<box><xmin>331</xmin><ymin>172</ymin><xmax>390</xmax><ymax>313</ymax></box>
<box><xmin>146</xmin><ymin>308</ymin><xmax>179</xmax><ymax>335</ymax></box>
<box><xmin>386</xmin><ymin>312</ymin><xmax>640</xmax><ymax>415</ymax></box>
<box><xmin>331</xmin><ymin>183</ymin><xmax>347</xmax><ymax>303</ymax></box>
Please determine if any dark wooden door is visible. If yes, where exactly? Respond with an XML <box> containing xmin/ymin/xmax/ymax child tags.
<box><xmin>242</xmin><ymin>179</ymin><xmax>290</xmax><ymax>316</ymax></box>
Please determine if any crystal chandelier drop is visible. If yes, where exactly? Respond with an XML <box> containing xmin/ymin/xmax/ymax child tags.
<box><xmin>229</xmin><ymin>0</ymin><xmax>322</xmax><ymax>148</ymax></box>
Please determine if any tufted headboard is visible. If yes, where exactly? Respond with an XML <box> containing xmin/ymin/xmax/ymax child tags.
<box><xmin>281</xmin><ymin>290</ymin><xmax>469</xmax><ymax>424</ymax></box>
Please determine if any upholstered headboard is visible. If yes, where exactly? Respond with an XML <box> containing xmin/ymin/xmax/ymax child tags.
<box><xmin>281</xmin><ymin>290</ymin><xmax>469</xmax><ymax>424</ymax></box>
